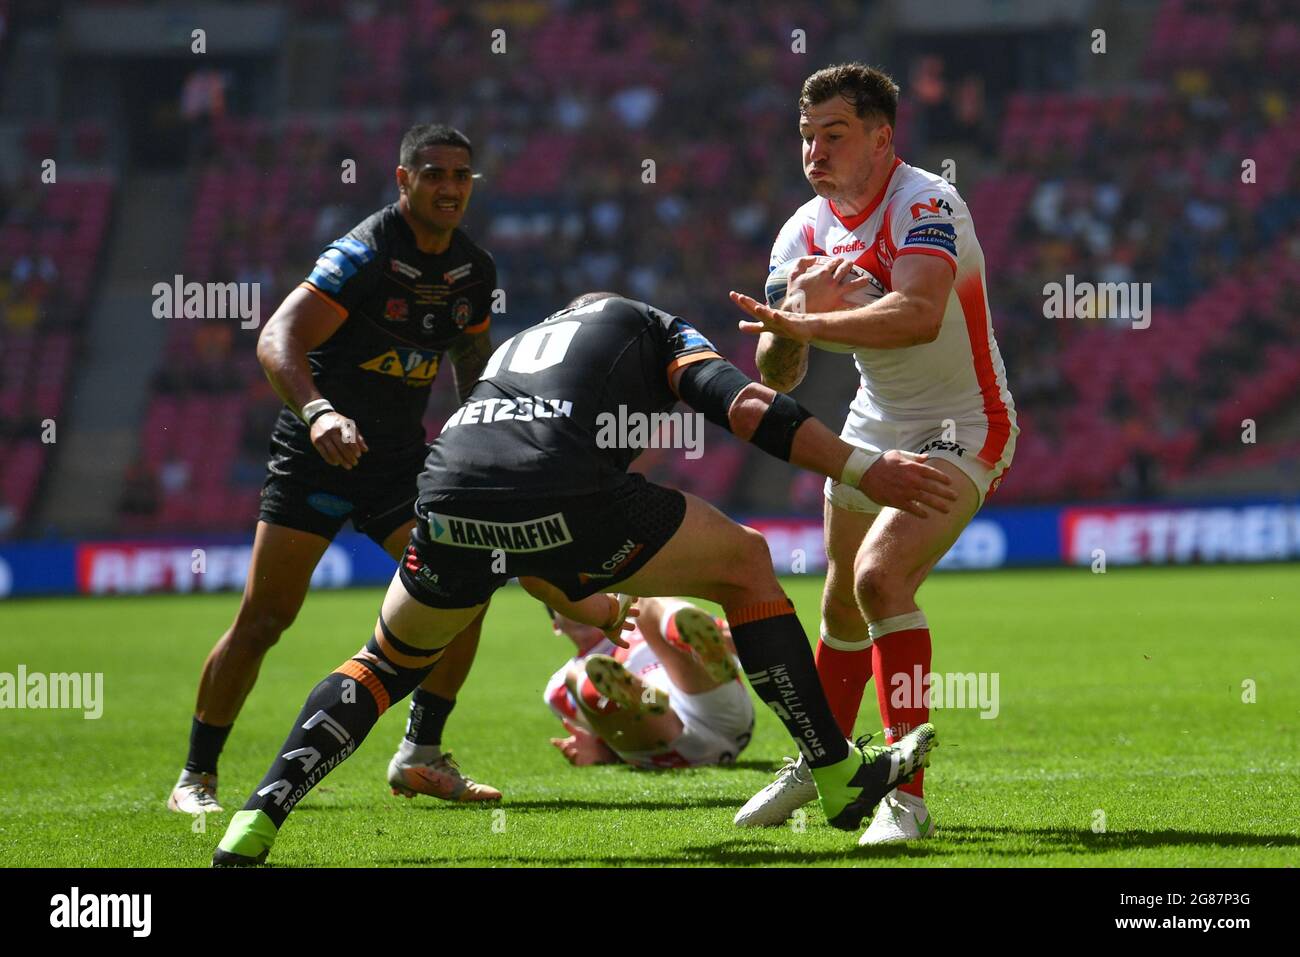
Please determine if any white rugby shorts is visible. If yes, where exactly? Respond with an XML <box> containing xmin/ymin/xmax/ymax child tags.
<box><xmin>825</xmin><ymin>408</ymin><xmax>1017</xmax><ymax>514</ymax></box>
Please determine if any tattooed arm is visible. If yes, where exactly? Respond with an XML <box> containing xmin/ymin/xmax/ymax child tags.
<box><xmin>755</xmin><ymin>331</ymin><xmax>810</xmax><ymax>393</ymax></box>
<box><xmin>447</xmin><ymin>327</ymin><xmax>494</xmax><ymax>403</ymax></box>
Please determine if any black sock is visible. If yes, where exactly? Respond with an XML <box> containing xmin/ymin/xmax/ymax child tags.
<box><xmin>244</xmin><ymin>637</ymin><xmax>443</xmax><ymax>828</ymax></box>
<box><xmin>185</xmin><ymin>717</ymin><xmax>232</xmax><ymax>775</ymax></box>
<box><xmin>405</xmin><ymin>689</ymin><xmax>455</xmax><ymax>747</ymax></box>
<box><xmin>729</xmin><ymin>598</ymin><xmax>850</xmax><ymax>769</ymax></box>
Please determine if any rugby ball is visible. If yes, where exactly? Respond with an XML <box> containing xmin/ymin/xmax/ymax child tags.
<box><xmin>764</xmin><ymin>256</ymin><xmax>885</xmax><ymax>353</ymax></box>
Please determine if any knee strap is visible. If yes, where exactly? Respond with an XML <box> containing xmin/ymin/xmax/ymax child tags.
<box><xmin>378</xmin><ymin>613</ymin><xmax>447</xmax><ymax>660</ymax></box>
<box><xmin>346</xmin><ymin>634</ymin><xmax>443</xmax><ymax>710</ymax></box>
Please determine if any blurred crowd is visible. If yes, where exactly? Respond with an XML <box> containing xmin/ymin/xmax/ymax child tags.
<box><xmin>2</xmin><ymin>0</ymin><xmax>1299</xmax><ymax>536</ymax></box>
<box><xmin>991</xmin><ymin>0</ymin><xmax>1300</xmax><ymax>498</ymax></box>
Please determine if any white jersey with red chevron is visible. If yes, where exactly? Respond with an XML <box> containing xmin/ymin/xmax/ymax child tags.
<box><xmin>770</xmin><ymin>157</ymin><xmax>1016</xmax><ymax>468</ymax></box>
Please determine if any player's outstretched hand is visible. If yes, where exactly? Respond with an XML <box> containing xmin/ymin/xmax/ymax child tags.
<box><xmin>310</xmin><ymin>411</ymin><xmax>370</xmax><ymax>469</ymax></box>
<box><xmin>859</xmin><ymin>450</ymin><xmax>959</xmax><ymax>519</ymax></box>
<box><xmin>730</xmin><ymin>290</ymin><xmax>817</xmax><ymax>343</ymax></box>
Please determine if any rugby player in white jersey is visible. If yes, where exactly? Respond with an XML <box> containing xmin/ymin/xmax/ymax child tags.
<box><xmin>544</xmin><ymin>597</ymin><xmax>754</xmax><ymax>770</ymax></box>
<box><xmin>729</xmin><ymin>63</ymin><xmax>1018</xmax><ymax>844</ymax></box>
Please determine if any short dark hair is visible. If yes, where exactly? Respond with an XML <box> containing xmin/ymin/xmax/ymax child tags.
<box><xmin>399</xmin><ymin>123</ymin><xmax>473</xmax><ymax>167</ymax></box>
<box><xmin>566</xmin><ymin>291</ymin><xmax>620</xmax><ymax>309</ymax></box>
<box><xmin>799</xmin><ymin>63</ymin><xmax>899</xmax><ymax>129</ymax></box>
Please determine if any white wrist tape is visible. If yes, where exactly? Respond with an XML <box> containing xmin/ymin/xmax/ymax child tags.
<box><xmin>605</xmin><ymin>593</ymin><xmax>634</xmax><ymax>631</ymax></box>
<box><xmin>840</xmin><ymin>447</ymin><xmax>880</xmax><ymax>488</ymax></box>
<box><xmin>301</xmin><ymin>398</ymin><xmax>335</xmax><ymax>425</ymax></box>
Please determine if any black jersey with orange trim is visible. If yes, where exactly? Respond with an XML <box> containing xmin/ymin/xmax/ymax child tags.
<box><xmin>267</xmin><ymin>204</ymin><xmax>496</xmax><ymax>478</ymax></box>
<box><xmin>420</xmin><ymin>296</ymin><xmax>721</xmax><ymax>498</ymax></box>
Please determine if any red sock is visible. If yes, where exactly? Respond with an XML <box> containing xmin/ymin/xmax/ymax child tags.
<box><xmin>814</xmin><ymin>636</ymin><xmax>874</xmax><ymax>738</ymax></box>
<box><xmin>871</xmin><ymin>618</ymin><xmax>931</xmax><ymax>798</ymax></box>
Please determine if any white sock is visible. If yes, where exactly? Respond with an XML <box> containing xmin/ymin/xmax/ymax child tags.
<box><xmin>819</xmin><ymin>622</ymin><xmax>873</xmax><ymax>652</ymax></box>
<box><xmin>867</xmin><ymin>610</ymin><xmax>928</xmax><ymax>641</ymax></box>
<box><xmin>396</xmin><ymin>740</ymin><xmax>441</xmax><ymax>765</ymax></box>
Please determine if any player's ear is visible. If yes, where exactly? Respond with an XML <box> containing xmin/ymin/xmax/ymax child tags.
<box><xmin>396</xmin><ymin>165</ymin><xmax>409</xmax><ymax>193</ymax></box>
<box><xmin>873</xmin><ymin>122</ymin><xmax>893</xmax><ymax>154</ymax></box>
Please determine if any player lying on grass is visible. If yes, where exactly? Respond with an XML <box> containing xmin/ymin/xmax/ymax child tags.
<box><xmin>729</xmin><ymin>63</ymin><xmax>1019</xmax><ymax>844</ymax></box>
<box><xmin>168</xmin><ymin>124</ymin><xmax>501</xmax><ymax>815</ymax></box>
<box><xmin>212</xmin><ymin>292</ymin><xmax>951</xmax><ymax>865</ymax></box>
<box><xmin>545</xmin><ymin>597</ymin><xmax>754</xmax><ymax>769</ymax></box>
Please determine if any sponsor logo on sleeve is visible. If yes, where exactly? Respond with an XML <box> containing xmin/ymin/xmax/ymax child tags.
<box><xmin>308</xmin><ymin>248</ymin><xmax>354</xmax><ymax>293</ymax></box>
<box><xmin>909</xmin><ymin>197</ymin><xmax>954</xmax><ymax>219</ymax></box>
<box><xmin>336</xmin><ymin>236</ymin><xmax>376</xmax><ymax>262</ymax></box>
<box><xmin>674</xmin><ymin>321</ymin><xmax>716</xmax><ymax>352</ymax></box>
<box><xmin>308</xmin><ymin>238</ymin><xmax>375</xmax><ymax>292</ymax></box>
<box><xmin>902</xmin><ymin>222</ymin><xmax>957</xmax><ymax>257</ymax></box>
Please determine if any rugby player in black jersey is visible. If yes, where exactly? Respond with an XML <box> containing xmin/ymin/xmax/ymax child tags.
<box><xmin>213</xmin><ymin>293</ymin><xmax>957</xmax><ymax>864</ymax></box>
<box><xmin>169</xmin><ymin>125</ymin><xmax>503</xmax><ymax>815</ymax></box>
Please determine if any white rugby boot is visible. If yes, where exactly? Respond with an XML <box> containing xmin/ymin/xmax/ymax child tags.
<box><xmin>859</xmin><ymin>789</ymin><xmax>935</xmax><ymax>845</ymax></box>
<box><xmin>732</xmin><ymin>754</ymin><xmax>817</xmax><ymax>827</ymax></box>
<box><xmin>388</xmin><ymin>751</ymin><xmax>502</xmax><ymax>802</ymax></box>
<box><xmin>167</xmin><ymin>770</ymin><xmax>224</xmax><ymax>814</ymax></box>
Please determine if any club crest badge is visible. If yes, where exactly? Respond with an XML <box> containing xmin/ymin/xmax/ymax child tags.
<box><xmin>385</xmin><ymin>297</ymin><xmax>409</xmax><ymax>321</ymax></box>
<box><xmin>452</xmin><ymin>297</ymin><xmax>472</xmax><ymax>329</ymax></box>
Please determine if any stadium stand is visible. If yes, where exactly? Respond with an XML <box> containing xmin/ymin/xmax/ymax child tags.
<box><xmin>2</xmin><ymin>0</ymin><xmax>1297</xmax><ymax>537</ymax></box>
<box><xmin>0</xmin><ymin>168</ymin><xmax>115</xmax><ymax>536</ymax></box>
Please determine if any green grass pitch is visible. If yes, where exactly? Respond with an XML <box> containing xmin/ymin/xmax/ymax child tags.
<box><xmin>1</xmin><ymin>566</ymin><xmax>1295</xmax><ymax>867</ymax></box>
